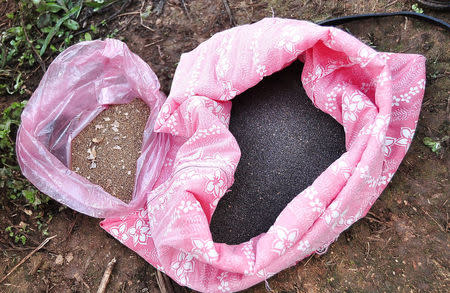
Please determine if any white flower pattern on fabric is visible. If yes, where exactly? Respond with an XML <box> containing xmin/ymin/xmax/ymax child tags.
<box><xmin>395</xmin><ymin>127</ymin><xmax>414</xmax><ymax>150</ymax></box>
<box><xmin>276</xmin><ymin>25</ymin><xmax>304</xmax><ymax>55</ymax></box>
<box><xmin>330</xmin><ymin>159</ymin><xmax>351</xmax><ymax>179</ymax></box>
<box><xmin>179</xmin><ymin>200</ymin><xmax>202</xmax><ymax>213</ymax></box>
<box><xmin>217</xmin><ymin>272</ymin><xmax>231</xmax><ymax>292</ymax></box>
<box><xmin>383</xmin><ymin>137</ymin><xmax>396</xmax><ymax>157</ymax></box>
<box><xmin>206</xmin><ymin>170</ymin><xmax>226</xmax><ymax>207</ymax></box>
<box><xmin>242</xmin><ymin>240</ymin><xmax>255</xmax><ymax>275</ymax></box>
<box><xmin>297</xmin><ymin>240</ymin><xmax>311</xmax><ymax>252</ymax></box>
<box><xmin>324</xmin><ymin>201</ymin><xmax>341</xmax><ymax>225</ymax></box>
<box><xmin>220</xmin><ymin>81</ymin><xmax>239</xmax><ymax>100</ymax></box>
<box><xmin>128</xmin><ymin>219</ymin><xmax>151</xmax><ymax>246</ymax></box>
<box><xmin>171</xmin><ymin>252</ymin><xmax>195</xmax><ymax>286</ymax></box>
<box><xmin>310</xmin><ymin>198</ymin><xmax>324</xmax><ymax>213</ymax></box>
<box><xmin>302</xmin><ymin>186</ymin><xmax>318</xmax><ymax>200</ymax></box>
<box><xmin>342</xmin><ymin>91</ymin><xmax>366</xmax><ymax>122</ymax></box>
<box><xmin>110</xmin><ymin>223</ymin><xmax>128</xmax><ymax>243</ymax></box>
<box><xmin>392</xmin><ymin>79</ymin><xmax>425</xmax><ymax>107</ymax></box>
<box><xmin>191</xmin><ymin>239</ymin><xmax>219</xmax><ymax>263</ymax></box>
<box><xmin>271</xmin><ymin>226</ymin><xmax>299</xmax><ymax>255</ymax></box>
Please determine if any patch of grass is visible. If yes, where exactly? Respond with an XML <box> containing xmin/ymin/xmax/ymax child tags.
<box><xmin>0</xmin><ymin>101</ymin><xmax>49</xmax><ymax>207</ymax></box>
<box><xmin>0</xmin><ymin>0</ymin><xmax>119</xmax><ymax>96</ymax></box>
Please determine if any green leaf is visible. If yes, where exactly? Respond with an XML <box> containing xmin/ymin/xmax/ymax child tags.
<box><xmin>6</xmin><ymin>12</ymin><xmax>14</xmax><ymax>19</ymax></box>
<box><xmin>84</xmin><ymin>32</ymin><xmax>92</xmax><ymax>41</ymax></box>
<box><xmin>37</xmin><ymin>13</ymin><xmax>51</xmax><ymax>29</ymax></box>
<box><xmin>85</xmin><ymin>0</ymin><xmax>114</xmax><ymax>9</ymax></box>
<box><xmin>423</xmin><ymin>137</ymin><xmax>441</xmax><ymax>153</ymax></box>
<box><xmin>37</xmin><ymin>3</ymin><xmax>64</xmax><ymax>13</ymax></box>
<box><xmin>64</xmin><ymin>19</ymin><xmax>79</xmax><ymax>31</ymax></box>
<box><xmin>39</xmin><ymin>5</ymin><xmax>81</xmax><ymax>56</ymax></box>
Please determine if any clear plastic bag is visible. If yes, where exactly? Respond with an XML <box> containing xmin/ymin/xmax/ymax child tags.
<box><xmin>16</xmin><ymin>39</ymin><xmax>170</xmax><ymax>218</ymax></box>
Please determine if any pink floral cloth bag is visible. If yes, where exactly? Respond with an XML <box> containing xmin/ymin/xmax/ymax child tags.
<box><xmin>101</xmin><ymin>18</ymin><xmax>426</xmax><ymax>291</ymax></box>
<box><xmin>18</xmin><ymin>18</ymin><xmax>426</xmax><ymax>292</ymax></box>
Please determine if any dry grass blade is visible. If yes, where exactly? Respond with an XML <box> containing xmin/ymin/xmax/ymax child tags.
<box><xmin>0</xmin><ymin>235</ymin><xmax>57</xmax><ymax>284</ymax></box>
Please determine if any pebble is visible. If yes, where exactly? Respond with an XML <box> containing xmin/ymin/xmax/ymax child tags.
<box><xmin>55</xmin><ymin>254</ymin><xmax>64</xmax><ymax>265</ymax></box>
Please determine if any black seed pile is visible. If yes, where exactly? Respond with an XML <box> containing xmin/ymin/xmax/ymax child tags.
<box><xmin>210</xmin><ymin>61</ymin><xmax>346</xmax><ymax>245</ymax></box>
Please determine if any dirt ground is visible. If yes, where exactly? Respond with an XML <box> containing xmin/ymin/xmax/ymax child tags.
<box><xmin>1</xmin><ymin>0</ymin><xmax>449</xmax><ymax>292</ymax></box>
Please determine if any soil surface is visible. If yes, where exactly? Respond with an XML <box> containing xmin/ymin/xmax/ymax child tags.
<box><xmin>1</xmin><ymin>1</ymin><xmax>449</xmax><ymax>292</ymax></box>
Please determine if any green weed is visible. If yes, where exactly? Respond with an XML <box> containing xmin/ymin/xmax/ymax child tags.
<box><xmin>423</xmin><ymin>136</ymin><xmax>448</xmax><ymax>155</ymax></box>
<box><xmin>0</xmin><ymin>0</ymin><xmax>118</xmax><ymax>95</ymax></box>
<box><xmin>411</xmin><ymin>4</ymin><xmax>424</xmax><ymax>14</ymax></box>
<box><xmin>0</xmin><ymin>101</ymin><xmax>50</xmax><ymax>207</ymax></box>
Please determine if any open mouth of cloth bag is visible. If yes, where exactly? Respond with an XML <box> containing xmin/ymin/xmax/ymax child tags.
<box><xmin>17</xmin><ymin>18</ymin><xmax>426</xmax><ymax>292</ymax></box>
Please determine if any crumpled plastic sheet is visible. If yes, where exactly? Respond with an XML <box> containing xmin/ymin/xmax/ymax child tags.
<box><xmin>17</xmin><ymin>39</ymin><xmax>171</xmax><ymax>217</ymax></box>
<box><xmin>18</xmin><ymin>18</ymin><xmax>426</xmax><ymax>292</ymax></box>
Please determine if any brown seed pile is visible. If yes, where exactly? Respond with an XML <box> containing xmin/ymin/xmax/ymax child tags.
<box><xmin>71</xmin><ymin>99</ymin><xmax>150</xmax><ymax>203</ymax></box>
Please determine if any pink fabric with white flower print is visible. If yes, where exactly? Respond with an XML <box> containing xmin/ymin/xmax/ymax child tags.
<box><xmin>100</xmin><ymin>18</ymin><xmax>426</xmax><ymax>292</ymax></box>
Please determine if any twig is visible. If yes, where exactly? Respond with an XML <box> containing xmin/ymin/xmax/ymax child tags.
<box><xmin>0</xmin><ymin>235</ymin><xmax>57</xmax><ymax>284</ymax></box>
<box><xmin>154</xmin><ymin>0</ymin><xmax>166</xmax><ymax>16</ymax></box>
<box><xmin>420</xmin><ymin>207</ymin><xmax>445</xmax><ymax>232</ymax></box>
<box><xmin>105</xmin><ymin>0</ymin><xmax>132</xmax><ymax>23</ymax></box>
<box><xmin>180</xmin><ymin>0</ymin><xmax>191</xmax><ymax>20</ymax></box>
<box><xmin>303</xmin><ymin>254</ymin><xmax>314</xmax><ymax>266</ymax></box>
<box><xmin>116</xmin><ymin>11</ymin><xmax>140</xmax><ymax>17</ymax></box>
<box><xmin>221</xmin><ymin>0</ymin><xmax>235</xmax><ymax>26</ymax></box>
<box><xmin>20</xmin><ymin>8</ymin><xmax>46</xmax><ymax>73</ymax></box>
<box><xmin>97</xmin><ymin>257</ymin><xmax>117</xmax><ymax>293</ymax></box>
<box><xmin>116</xmin><ymin>15</ymin><xmax>137</xmax><ymax>34</ymax></box>
<box><xmin>384</xmin><ymin>0</ymin><xmax>399</xmax><ymax>9</ymax></box>
<box><xmin>156</xmin><ymin>270</ymin><xmax>174</xmax><ymax>293</ymax></box>
<box><xmin>140</xmin><ymin>0</ymin><xmax>155</xmax><ymax>32</ymax></box>
<box><xmin>365</xmin><ymin>216</ymin><xmax>382</xmax><ymax>224</ymax></box>
<box><xmin>75</xmin><ymin>0</ymin><xmax>133</xmax><ymax>37</ymax></box>
<box><xmin>60</xmin><ymin>212</ymin><xmax>79</xmax><ymax>245</ymax></box>
<box><xmin>144</xmin><ymin>39</ymin><xmax>164</xmax><ymax>47</ymax></box>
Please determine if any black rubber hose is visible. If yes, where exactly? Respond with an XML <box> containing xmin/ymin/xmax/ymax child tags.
<box><xmin>317</xmin><ymin>11</ymin><xmax>450</xmax><ymax>31</ymax></box>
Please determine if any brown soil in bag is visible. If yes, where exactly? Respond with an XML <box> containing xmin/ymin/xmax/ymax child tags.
<box><xmin>71</xmin><ymin>99</ymin><xmax>150</xmax><ymax>203</ymax></box>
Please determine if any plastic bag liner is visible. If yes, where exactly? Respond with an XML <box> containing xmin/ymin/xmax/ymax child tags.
<box><xmin>16</xmin><ymin>39</ymin><xmax>171</xmax><ymax>218</ymax></box>
<box><xmin>17</xmin><ymin>18</ymin><xmax>426</xmax><ymax>292</ymax></box>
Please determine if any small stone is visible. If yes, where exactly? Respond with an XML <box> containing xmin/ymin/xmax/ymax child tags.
<box><xmin>55</xmin><ymin>254</ymin><xmax>64</xmax><ymax>265</ymax></box>
<box><xmin>112</xmin><ymin>127</ymin><xmax>119</xmax><ymax>132</ymax></box>
<box><xmin>90</xmin><ymin>161</ymin><xmax>97</xmax><ymax>169</ymax></box>
<box><xmin>65</xmin><ymin>252</ymin><xmax>74</xmax><ymax>263</ymax></box>
<box><xmin>19</xmin><ymin>221</ymin><xmax>27</xmax><ymax>229</ymax></box>
<box><xmin>103</xmin><ymin>117</ymin><xmax>111</xmax><ymax>121</ymax></box>
<box><xmin>113</xmin><ymin>145</ymin><xmax>122</xmax><ymax>150</ymax></box>
<box><xmin>155</xmin><ymin>18</ymin><xmax>162</xmax><ymax>25</ymax></box>
<box><xmin>111</xmin><ymin>121</ymin><xmax>120</xmax><ymax>128</ymax></box>
<box><xmin>92</xmin><ymin>137</ymin><xmax>103</xmax><ymax>143</ymax></box>
<box><xmin>127</xmin><ymin>171</ymin><xmax>131</xmax><ymax>175</ymax></box>
<box><xmin>95</xmin><ymin>124</ymin><xmax>104</xmax><ymax>130</ymax></box>
<box><xmin>87</xmin><ymin>147</ymin><xmax>96</xmax><ymax>160</ymax></box>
